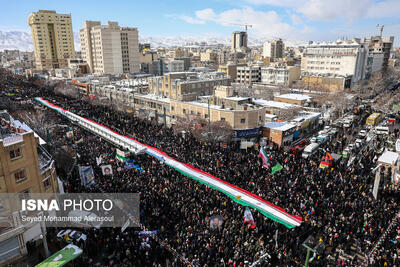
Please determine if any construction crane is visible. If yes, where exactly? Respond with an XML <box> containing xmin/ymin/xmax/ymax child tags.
<box><xmin>230</xmin><ymin>23</ymin><xmax>253</xmax><ymax>32</ymax></box>
<box><xmin>376</xmin><ymin>24</ymin><xmax>384</xmax><ymax>37</ymax></box>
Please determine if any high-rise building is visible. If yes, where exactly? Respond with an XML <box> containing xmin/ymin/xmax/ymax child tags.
<box><xmin>28</xmin><ymin>10</ymin><xmax>75</xmax><ymax>70</ymax></box>
<box><xmin>231</xmin><ymin>31</ymin><xmax>247</xmax><ymax>52</ymax></box>
<box><xmin>363</xmin><ymin>36</ymin><xmax>394</xmax><ymax>71</ymax></box>
<box><xmin>80</xmin><ymin>21</ymin><xmax>140</xmax><ymax>74</ymax></box>
<box><xmin>263</xmin><ymin>39</ymin><xmax>284</xmax><ymax>59</ymax></box>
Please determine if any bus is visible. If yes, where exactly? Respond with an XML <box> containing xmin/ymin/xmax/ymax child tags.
<box><xmin>375</xmin><ymin>126</ymin><xmax>389</xmax><ymax>135</ymax></box>
<box><xmin>366</xmin><ymin>113</ymin><xmax>382</xmax><ymax>126</ymax></box>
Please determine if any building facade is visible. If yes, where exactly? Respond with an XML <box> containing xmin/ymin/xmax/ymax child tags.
<box><xmin>236</xmin><ymin>65</ymin><xmax>261</xmax><ymax>85</ymax></box>
<box><xmin>261</xmin><ymin>64</ymin><xmax>300</xmax><ymax>86</ymax></box>
<box><xmin>263</xmin><ymin>39</ymin><xmax>284</xmax><ymax>59</ymax></box>
<box><xmin>80</xmin><ymin>21</ymin><xmax>140</xmax><ymax>74</ymax></box>
<box><xmin>231</xmin><ymin>31</ymin><xmax>247</xmax><ymax>52</ymax></box>
<box><xmin>166</xmin><ymin>60</ymin><xmax>184</xmax><ymax>72</ymax></box>
<box><xmin>148</xmin><ymin>72</ymin><xmax>230</xmax><ymax>101</ymax></box>
<box><xmin>28</xmin><ymin>10</ymin><xmax>75</xmax><ymax>70</ymax></box>
<box><xmin>0</xmin><ymin>111</ymin><xmax>58</xmax><ymax>264</ymax></box>
<box><xmin>363</xmin><ymin>36</ymin><xmax>394</xmax><ymax>71</ymax></box>
<box><xmin>301</xmin><ymin>40</ymin><xmax>369</xmax><ymax>87</ymax></box>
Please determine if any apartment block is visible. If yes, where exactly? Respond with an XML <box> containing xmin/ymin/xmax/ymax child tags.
<box><xmin>236</xmin><ymin>65</ymin><xmax>261</xmax><ymax>85</ymax></box>
<box><xmin>80</xmin><ymin>21</ymin><xmax>140</xmax><ymax>74</ymax></box>
<box><xmin>28</xmin><ymin>10</ymin><xmax>75</xmax><ymax>70</ymax></box>
<box><xmin>261</xmin><ymin>64</ymin><xmax>300</xmax><ymax>87</ymax></box>
<box><xmin>148</xmin><ymin>72</ymin><xmax>230</xmax><ymax>101</ymax></box>
<box><xmin>263</xmin><ymin>39</ymin><xmax>284</xmax><ymax>59</ymax></box>
<box><xmin>0</xmin><ymin>111</ymin><xmax>58</xmax><ymax>264</ymax></box>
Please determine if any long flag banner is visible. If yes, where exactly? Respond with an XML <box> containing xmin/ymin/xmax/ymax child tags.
<box><xmin>259</xmin><ymin>146</ymin><xmax>270</xmax><ymax>168</ymax></box>
<box><xmin>35</xmin><ymin>97</ymin><xmax>302</xmax><ymax>228</ymax></box>
<box><xmin>36</xmin><ymin>244</ymin><xmax>82</xmax><ymax>267</ymax></box>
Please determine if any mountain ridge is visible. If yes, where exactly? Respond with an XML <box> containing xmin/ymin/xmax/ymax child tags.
<box><xmin>0</xmin><ymin>30</ymin><xmax>306</xmax><ymax>51</ymax></box>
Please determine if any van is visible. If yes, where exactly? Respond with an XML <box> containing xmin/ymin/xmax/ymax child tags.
<box><xmin>302</xmin><ymin>143</ymin><xmax>320</xmax><ymax>159</ymax></box>
<box><xmin>375</xmin><ymin>126</ymin><xmax>389</xmax><ymax>135</ymax></box>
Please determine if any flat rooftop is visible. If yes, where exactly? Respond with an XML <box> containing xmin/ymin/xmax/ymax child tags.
<box><xmin>275</xmin><ymin>94</ymin><xmax>312</xmax><ymax>101</ymax></box>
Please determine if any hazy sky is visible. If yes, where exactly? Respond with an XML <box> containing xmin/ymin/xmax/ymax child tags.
<box><xmin>1</xmin><ymin>0</ymin><xmax>400</xmax><ymax>44</ymax></box>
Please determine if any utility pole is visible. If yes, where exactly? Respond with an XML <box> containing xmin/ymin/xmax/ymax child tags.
<box><xmin>208</xmin><ymin>98</ymin><xmax>211</xmax><ymax>136</ymax></box>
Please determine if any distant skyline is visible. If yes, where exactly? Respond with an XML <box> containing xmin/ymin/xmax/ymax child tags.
<box><xmin>1</xmin><ymin>0</ymin><xmax>400</xmax><ymax>45</ymax></box>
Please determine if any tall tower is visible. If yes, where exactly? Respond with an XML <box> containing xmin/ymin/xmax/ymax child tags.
<box><xmin>79</xmin><ymin>21</ymin><xmax>140</xmax><ymax>74</ymax></box>
<box><xmin>28</xmin><ymin>10</ymin><xmax>75</xmax><ymax>69</ymax></box>
<box><xmin>231</xmin><ymin>31</ymin><xmax>248</xmax><ymax>52</ymax></box>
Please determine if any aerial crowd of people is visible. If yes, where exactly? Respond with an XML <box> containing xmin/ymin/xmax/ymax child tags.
<box><xmin>0</xmin><ymin>68</ymin><xmax>399</xmax><ymax>266</ymax></box>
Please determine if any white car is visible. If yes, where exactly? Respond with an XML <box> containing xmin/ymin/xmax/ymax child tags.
<box><xmin>57</xmin><ymin>229</ymin><xmax>87</xmax><ymax>243</ymax></box>
<box><xmin>310</xmin><ymin>137</ymin><xmax>317</xmax><ymax>143</ymax></box>
<box><xmin>347</xmin><ymin>144</ymin><xmax>355</xmax><ymax>151</ymax></box>
<box><xmin>359</xmin><ymin>130</ymin><xmax>367</xmax><ymax>137</ymax></box>
<box><xmin>355</xmin><ymin>139</ymin><xmax>363</xmax><ymax>147</ymax></box>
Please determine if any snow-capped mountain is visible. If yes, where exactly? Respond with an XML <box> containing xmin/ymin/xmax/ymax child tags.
<box><xmin>0</xmin><ymin>31</ymin><xmax>80</xmax><ymax>51</ymax></box>
<box><xmin>0</xmin><ymin>30</ymin><xmax>306</xmax><ymax>51</ymax></box>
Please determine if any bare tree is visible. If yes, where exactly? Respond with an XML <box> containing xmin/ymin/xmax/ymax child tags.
<box><xmin>54</xmin><ymin>81</ymin><xmax>80</xmax><ymax>98</ymax></box>
<box><xmin>278</xmin><ymin>106</ymin><xmax>303</xmax><ymax>121</ymax></box>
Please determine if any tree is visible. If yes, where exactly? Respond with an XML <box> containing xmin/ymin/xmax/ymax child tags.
<box><xmin>278</xmin><ymin>106</ymin><xmax>303</xmax><ymax>121</ymax></box>
<box><xmin>54</xmin><ymin>81</ymin><xmax>80</xmax><ymax>98</ymax></box>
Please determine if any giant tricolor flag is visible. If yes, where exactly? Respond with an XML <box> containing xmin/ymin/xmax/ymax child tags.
<box><xmin>259</xmin><ymin>146</ymin><xmax>270</xmax><ymax>168</ymax></box>
<box><xmin>35</xmin><ymin>97</ymin><xmax>302</xmax><ymax>229</ymax></box>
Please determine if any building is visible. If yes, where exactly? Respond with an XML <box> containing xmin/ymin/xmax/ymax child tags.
<box><xmin>262</xmin><ymin>122</ymin><xmax>297</xmax><ymax>147</ymax></box>
<box><xmin>28</xmin><ymin>10</ymin><xmax>75</xmax><ymax>70</ymax></box>
<box><xmin>218</xmin><ymin>64</ymin><xmax>240</xmax><ymax>82</ymax></box>
<box><xmin>236</xmin><ymin>65</ymin><xmax>261</xmax><ymax>85</ymax></box>
<box><xmin>148</xmin><ymin>72</ymin><xmax>230</xmax><ymax>101</ymax></box>
<box><xmin>170</xmin><ymin>85</ymin><xmax>266</xmax><ymax>136</ymax></box>
<box><xmin>79</xmin><ymin>21</ymin><xmax>140</xmax><ymax>74</ymax></box>
<box><xmin>274</xmin><ymin>93</ymin><xmax>312</xmax><ymax>106</ymax></box>
<box><xmin>263</xmin><ymin>39</ymin><xmax>284</xmax><ymax>59</ymax></box>
<box><xmin>253</xmin><ymin>99</ymin><xmax>300</xmax><ymax>116</ymax></box>
<box><xmin>363</xmin><ymin>36</ymin><xmax>394</xmax><ymax>71</ymax></box>
<box><xmin>301</xmin><ymin>74</ymin><xmax>352</xmax><ymax>92</ymax></box>
<box><xmin>166</xmin><ymin>60</ymin><xmax>185</xmax><ymax>72</ymax></box>
<box><xmin>90</xmin><ymin>83</ymin><xmax>265</xmax><ymax>136</ymax></box>
<box><xmin>231</xmin><ymin>31</ymin><xmax>247</xmax><ymax>52</ymax></box>
<box><xmin>261</xmin><ymin>64</ymin><xmax>300</xmax><ymax>87</ymax></box>
<box><xmin>174</xmin><ymin>57</ymin><xmax>191</xmax><ymax>71</ymax></box>
<box><xmin>139</xmin><ymin>50</ymin><xmax>158</xmax><ymax>74</ymax></box>
<box><xmin>139</xmin><ymin>43</ymin><xmax>151</xmax><ymax>52</ymax></box>
<box><xmin>301</xmin><ymin>39</ymin><xmax>369</xmax><ymax>87</ymax></box>
<box><xmin>0</xmin><ymin>111</ymin><xmax>58</xmax><ymax>264</ymax></box>
<box><xmin>200</xmin><ymin>50</ymin><xmax>218</xmax><ymax>63</ymax></box>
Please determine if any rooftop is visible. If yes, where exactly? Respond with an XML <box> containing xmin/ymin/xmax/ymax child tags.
<box><xmin>275</xmin><ymin>94</ymin><xmax>312</xmax><ymax>101</ymax></box>
<box><xmin>264</xmin><ymin>122</ymin><xmax>296</xmax><ymax>131</ymax></box>
<box><xmin>253</xmin><ymin>99</ymin><xmax>299</xmax><ymax>109</ymax></box>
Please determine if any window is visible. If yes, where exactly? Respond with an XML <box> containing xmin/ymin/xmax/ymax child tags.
<box><xmin>183</xmin><ymin>109</ymin><xmax>186</xmax><ymax>114</ymax></box>
<box><xmin>221</xmin><ymin>117</ymin><xmax>225</xmax><ymax>121</ymax></box>
<box><xmin>14</xmin><ymin>170</ymin><xmax>26</xmax><ymax>183</ymax></box>
<box><xmin>241</xmin><ymin>118</ymin><xmax>246</xmax><ymax>124</ymax></box>
<box><xmin>10</xmin><ymin>148</ymin><xmax>22</xmax><ymax>160</ymax></box>
<box><xmin>205</xmin><ymin>114</ymin><xmax>209</xmax><ymax>118</ymax></box>
<box><xmin>171</xmin><ymin>106</ymin><xmax>174</xmax><ymax>111</ymax></box>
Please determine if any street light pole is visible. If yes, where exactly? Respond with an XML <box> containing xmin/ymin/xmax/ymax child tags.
<box><xmin>208</xmin><ymin>98</ymin><xmax>211</xmax><ymax>134</ymax></box>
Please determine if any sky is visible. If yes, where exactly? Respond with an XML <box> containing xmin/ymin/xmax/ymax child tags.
<box><xmin>1</xmin><ymin>0</ymin><xmax>400</xmax><ymax>44</ymax></box>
